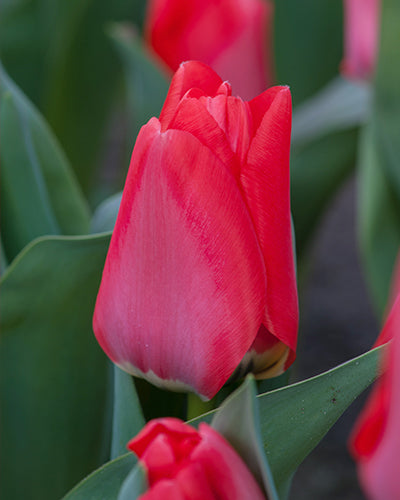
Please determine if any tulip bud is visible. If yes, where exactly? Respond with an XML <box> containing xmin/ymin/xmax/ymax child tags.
<box><xmin>127</xmin><ymin>418</ymin><xmax>266</xmax><ymax>499</ymax></box>
<box><xmin>341</xmin><ymin>0</ymin><xmax>380</xmax><ymax>79</ymax></box>
<box><xmin>145</xmin><ymin>0</ymin><xmax>273</xmax><ymax>100</ymax></box>
<box><xmin>93</xmin><ymin>61</ymin><xmax>298</xmax><ymax>399</ymax></box>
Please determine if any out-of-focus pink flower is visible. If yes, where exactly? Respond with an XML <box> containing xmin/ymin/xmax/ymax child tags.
<box><xmin>350</xmin><ymin>295</ymin><xmax>400</xmax><ymax>500</ymax></box>
<box><xmin>341</xmin><ymin>0</ymin><xmax>380</xmax><ymax>79</ymax></box>
<box><xmin>93</xmin><ymin>61</ymin><xmax>298</xmax><ymax>399</ymax></box>
<box><xmin>145</xmin><ymin>0</ymin><xmax>273</xmax><ymax>100</ymax></box>
<box><xmin>127</xmin><ymin>418</ymin><xmax>266</xmax><ymax>499</ymax></box>
<box><xmin>386</xmin><ymin>251</ymin><xmax>400</xmax><ymax>315</ymax></box>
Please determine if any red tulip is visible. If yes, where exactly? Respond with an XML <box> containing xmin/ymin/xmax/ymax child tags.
<box><xmin>145</xmin><ymin>0</ymin><xmax>273</xmax><ymax>100</ymax></box>
<box><xmin>341</xmin><ymin>0</ymin><xmax>380</xmax><ymax>79</ymax></box>
<box><xmin>93</xmin><ymin>61</ymin><xmax>298</xmax><ymax>399</ymax></box>
<box><xmin>127</xmin><ymin>418</ymin><xmax>266</xmax><ymax>499</ymax></box>
<box><xmin>350</xmin><ymin>295</ymin><xmax>400</xmax><ymax>500</ymax></box>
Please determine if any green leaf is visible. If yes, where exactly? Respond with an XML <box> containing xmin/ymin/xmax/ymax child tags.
<box><xmin>357</xmin><ymin>0</ymin><xmax>400</xmax><ymax>315</ymax></box>
<box><xmin>108</xmin><ymin>23</ymin><xmax>169</xmax><ymax>144</ymax></box>
<box><xmin>42</xmin><ymin>1</ymin><xmax>147</xmax><ymax>194</ymax></box>
<box><xmin>0</xmin><ymin>0</ymin><xmax>57</xmax><ymax>107</ymax></box>
<box><xmin>289</xmin><ymin>76</ymin><xmax>369</xmax><ymax>258</ymax></box>
<box><xmin>358</xmin><ymin>124</ymin><xmax>400</xmax><ymax>316</ymax></box>
<box><xmin>211</xmin><ymin>377</ymin><xmax>279</xmax><ymax>500</ymax></box>
<box><xmin>63</xmin><ymin>454</ymin><xmax>136</xmax><ymax>500</ymax></box>
<box><xmin>291</xmin><ymin>127</ymin><xmax>359</xmax><ymax>257</ymax></box>
<box><xmin>0</xmin><ymin>233</ymin><xmax>112</xmax><ymax>500</ymax></box>
<box><xmin>111</xmin><ymin>366</ymin><xmax>146</xmax><ymax>460</ymax></box>
<box><xmin>118</xmin><ymin>463</ymin><xmax>148</xmax><ymax>500</ymax></box>
<box><xmin>0</xmin><ymin>64</ymin><xmax>90</xmax><ymax>262</ymax></box>
<box><xmin>91</xmin><ymin>191</ymin><xmax>122</xmax><ymax>234</ymax></box>
<box><xmin>291</xmin><ymin>77</ymin><xmax>370</xmax><ymax>148</ymax></box>
<box><xmin>190</xmin><ymin>346</ymin><xmax>383</xmax><ymax>498</ymax></box>
<box><xmin>373</xmin><ymin>0</ymin><xmax>400</xmax><ymax>201</ymax></box>
<box><xmin>274</xmin><ymin>0</ymin><xmax>343</xmax><ymax>106</ymax></box>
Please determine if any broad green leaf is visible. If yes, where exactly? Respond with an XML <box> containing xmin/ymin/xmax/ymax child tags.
<box><xmin>0</xmin><ymin>0</ymin><xmax>57</xmax><ymax>107</ymax></box>
<box><xmin>91</xmin><ymin>191</ymin><xmax>122</xmax><ymax>234</ymax></box>
<box><xmin>291</xmin><ymin>77</ymin><xmax>370</xmax><ymax>147</ymax></box>
<box><xmin>108</xmin><ymin>23</ymin><xmax>169</xmax><ymax>144</ymax></box>
<box><xmin>291</xmin><ymin>127</ymin><xmax>359</xmax><ymax>256</ymax></box>
<box><xmin>63</xmin><ymin>454</ymin><xmax>136</xmax><ymax>500</ymax></box>
<box><xmin>358</xmin><ymin>124</ymin><xmax>400</xmax><ymax>316</ymax></box>
<box><xmin>111</xmin><ymin>366</ymin><xmax>146</xmax><ymax>460</ymax></box>
<box><xmin>0</xmin><ymin>1</ymin><xmax>146</xmax><ymax>193</ymax></box>
<box><xmin>43</xmin><ymin>1</ymin><xmax>146</xmax><ymax>194</ymax></box>
<box><xmin>373</xmin><ymin>0</ymin><xmax>400</xmax><ymax>201</ymax></box>
<box><xmin>357</xmin><ymin>0</ymin><xmax>400</xmax><ymax>315</ymax></box>
<box><xmin>274</xmin><ymin>0</ymin><xmax>343</xmax><ymax>106</ymax></box>
<box><xmin>289</xmin><ymin>76</ymin><xmax>367</xmax><ymax>259</ymax></box>
<box><xmin>211</xmin><ymin>377</ymin><xmax>279</xmax><ymax>500</ymax></box>
<box><xmin>190</xmin><ymin>346</ymin><xmax>383</xmax><ymax>498</ymax></box>
<box><xmin>118</xmin><ymin>463</ymin><xmax>147</xmax><ymax>500</ymax></box>
<box><xmin>0</xmin><ymin>234</ymin><xmax>112</xmax><ymax>500</ymax></box>
<box><xmin>0</xmin><ymin>64</ymin><xmax>90</xmax><ymax>262</ymax></box>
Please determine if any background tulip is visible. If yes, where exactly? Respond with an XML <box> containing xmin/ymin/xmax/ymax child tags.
<box><xmin>127</xmin><ymin>418</ymin><xmax>265</xmax><ymax>499</ymax></box>
<box><xmin>145</xmin><ymin>0</ymin><xmax>273</xmax><ymax>100</ymax></box>
<box><xmin>341</xmin><ymin>0</ymin><xmax>380</xmax><ymax>79</ymax></box>
<box><xmin>93</xmin><ymin>61</ymin><xmax>298</xmax><ymax>399</ymax></box>
<box><xmin>350</xmin><ymin>295</ymin><xmax>400</xmax><ymax>500</ymax></box>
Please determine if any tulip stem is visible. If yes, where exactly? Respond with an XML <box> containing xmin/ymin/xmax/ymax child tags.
<box><xmin>187</xmin><ymin>393</ymin><xmax>215</xmax><ymax>420</ymax></box>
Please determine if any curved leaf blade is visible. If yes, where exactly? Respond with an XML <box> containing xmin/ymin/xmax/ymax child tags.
<box><xmin>0</xmin><ymin>64</ymin><xmax>90</xmax><ymax>262</ymax></box>
<box><xmin>190</xmin><ymin>347</ymin><xmax>383</xmax><ymax>497</ymax></box>
<box><xmin>63</xmin><ymin>454</ymin><xmax>136</xmax><ymax>500</ymax></box>
<box><xmin>0</xmin><ymin>234</ymin><xmax>112</xmax><ymax>499</ymax></box>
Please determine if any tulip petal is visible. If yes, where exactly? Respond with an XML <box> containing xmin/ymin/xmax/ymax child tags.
<box><xmin>211</xmin><ymin>0</ymin><xmax>272</xmax><ymax>99</ymax></box>
<box><xmin>350</xmin><ymin>297</ymin><xmax>400</xmax><ymax>500</ymax></box>
<box><xmin>241</xmin><ymin>87</ymin><xmax>298</xmax><ymax>361</ymax></box>
<box><xmin>194</xmin><ymin>424</ymin><xmax>265</xmax><ymax>499</ymax></box>
<box><xmin>168</xmin><ymin>96</ymin><xmax>238</xmax><ymax>176</ymax></box>
<box><xmin>159</xmin><ymin>61</ymin><xmax>223</xmax><ymax>130</ymax></box>
<box><xmin>93</xmin><ymin>124</ymin><xmax>267</xmax><ymax>399</ymax></box>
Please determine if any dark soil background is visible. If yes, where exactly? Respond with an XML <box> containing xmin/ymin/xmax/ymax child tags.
<box><xmin>288</xmin><ymin>177</ymin><xmax>379</xmax><ymax>500</ymax></box>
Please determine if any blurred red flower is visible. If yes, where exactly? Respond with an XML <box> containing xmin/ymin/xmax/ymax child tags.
<box><xmin>350</xmin><ymin>295</ymin><xmax>400</xmax><ymax>500</ymax></box>
<box><xmin>145</xmin><ymin>0</ymin><xmax>273</xmax><ymax>99</ymax></box>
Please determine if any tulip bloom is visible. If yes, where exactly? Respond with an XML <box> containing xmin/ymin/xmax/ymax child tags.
<box><xmin>350</xmin><ymin>295</ymin><xmax>400</xmax><ymax>500</ymax></box>
<box><xmin>145</xmin><ymin>0</ymin><xmax>273</xmax><ymax>100</ymax></box>
<box><xmin>341</xmin><ymin>0</ymin><xmax>380</xmax><ymax>79</ymax></box>
<box><xmin>127</xmin><ymin>418</ymin><xmax>265</xmax><ymax>499</ymax></box>
<box><xmin>93</xmin><ymin>61</ymin><xmax>298</xmax><ymax>399</ymax></box>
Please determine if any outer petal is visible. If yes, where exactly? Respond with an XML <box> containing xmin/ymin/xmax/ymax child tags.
<box><xmin>93</xmin><ymin>125</ymin><xmax>267</xmax><ymax>399</ymax></box>
<box><xmin>128</xmin><ymin>418</ymin><xmax>199</xmax><ymax>458</ymax></box>
<box><xmin>195</xmin><ymin>424</ymin><xmax>265</xmax><ymax>500</ymax></box>
<box><xmin>350</xmin><ymin>295</ymin><xmax>400</xmax><ymax>500</ymax></box>
<box><xmin>139</xmin><ymin>481</ymin><xmax>186</xmax><ymax>500</ymax></box>
<box><xmin>341</xmin><ymin>0</ymin><xmax>380</xmax><ymax>79</ymax></box>
<box><xmin>374</xmin><ymin>294</ymin><xmax>400</xmax><ymax>347</ymax></box>
<box><xmin>386</xmin><ymin>251</ymin><xmax>400</xmax><ymax>317</ymax></box>
<box><xmin>241</xmin><ymin>86</ymin><xmax>298</xmax><ymax>361</ymax></box>
<box><xmin>159</xmin><ymin>61</ymin><xmax>223</xmax><ymax>130</ymax></box>
<box><xmin>167</xmin><ymin>96</ymin><xmax>238</xmax><ymax>175</ymax></box>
